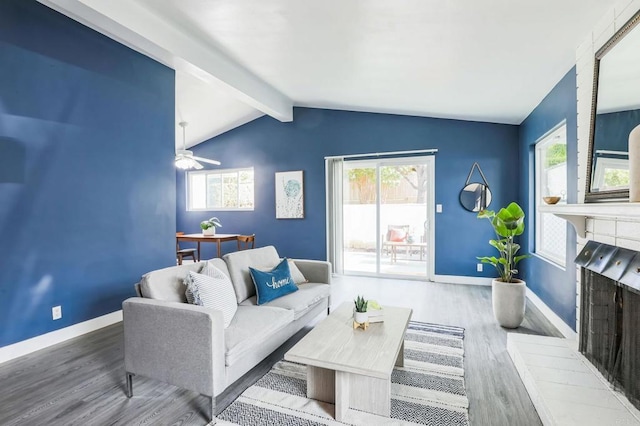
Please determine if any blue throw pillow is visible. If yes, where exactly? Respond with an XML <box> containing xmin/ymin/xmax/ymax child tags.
<box><xmin>249</xmin><ymin>258</ymin><xmax>298</xmax><ymax>305</ymax></box>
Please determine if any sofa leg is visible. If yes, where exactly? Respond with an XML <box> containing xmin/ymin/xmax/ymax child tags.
<box><xmin>210</xmin><ymin>396</ymin><xmax>216</xmax><ymax>421</ymax></box>
<box><xmin>125</xmin><ymin>372</ymin><xmax>134</xmax><ymax>397</ymax></box>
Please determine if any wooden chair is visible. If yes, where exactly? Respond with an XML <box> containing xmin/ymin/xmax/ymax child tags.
<box><xmin>176</xmin><ymin>232</ymin><xmax>197</xmax><ymax>265</ymax></box>
<box><xmin>237</xmin><ymin>234</ymin><xmax>256</xmax><ymax>250</ymax></box>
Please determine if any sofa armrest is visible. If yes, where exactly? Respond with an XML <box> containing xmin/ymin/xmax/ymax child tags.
<box><xmin>292</xmin><ymin>259</ymin><xmax>332</xmax><ymax>285</ymax></box>
<box><xmin>122</xmin><ymin>297</ymin><xmax>226</xmax><ymax>397</ymax></box>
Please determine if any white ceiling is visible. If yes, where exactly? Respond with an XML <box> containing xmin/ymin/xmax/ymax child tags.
<box><xmin>39</xmin><ymin>0</ymin><xmax>620</xmax><ymax>147</ymax></box>
<box><xmin>176</xmin><ymin>72</ymin><xmax>263</xmax><ymax>148</ymax></box>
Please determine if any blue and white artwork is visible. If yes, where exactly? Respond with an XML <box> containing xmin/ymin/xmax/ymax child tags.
<box><xmin>275</xmin><ymin>170</ymin><xmax>304</xmax><ymax>219</ymax></box>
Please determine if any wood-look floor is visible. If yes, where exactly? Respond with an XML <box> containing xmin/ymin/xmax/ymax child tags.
<box><xmin>0</xmin><ymin>276</ymin><xmax>562</xmax><ymax>425</ymax></box>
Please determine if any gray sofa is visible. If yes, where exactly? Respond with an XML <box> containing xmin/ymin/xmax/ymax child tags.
<box><xmin>122</xmin><ymin>246</ymin><xmax>331</xmax><ymax>420</ymax></box>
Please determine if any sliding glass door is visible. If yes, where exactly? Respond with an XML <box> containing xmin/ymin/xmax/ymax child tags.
<box><xmin>341</xmin><ymin>156</ymin><xmax>433</xmax><ymax>279</ymax></box>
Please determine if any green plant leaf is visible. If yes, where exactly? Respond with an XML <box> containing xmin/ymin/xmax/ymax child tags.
<box><xmin>477</xmin><ymin>209</ymin><xmax>495</xmax><ymax>219</ymax></box>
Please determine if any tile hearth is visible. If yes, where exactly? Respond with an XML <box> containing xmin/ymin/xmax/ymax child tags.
<box><xmin>508</xmin><ymin>334</ymin><xmax>640</xmax><ymax>425</ymax></box>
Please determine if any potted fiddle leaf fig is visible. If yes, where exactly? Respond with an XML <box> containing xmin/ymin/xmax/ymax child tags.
<box><xmin>200</xmin><ymin>217</ymin><xmax>222</xmax><ymax>236</ymax></box>
<box><xmin>477</xmin><ymin>202</ymin><xmax>529</xmax><ymax>328</ymax></box>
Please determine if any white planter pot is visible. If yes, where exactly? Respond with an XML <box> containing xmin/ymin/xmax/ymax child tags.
<box><xmin>492</xmin><ymin>278</ymin><xmax>526</xmax><ymax>328</ymax></box>
<box><xmin>354</xmin><ymin>311</ymin><xmax>368</xmax><ymax>324</ymax></box>
<box><xmin>202</xmin><ymin>227</ymin><xmax>215</xmax><ymax>236</ymax></box>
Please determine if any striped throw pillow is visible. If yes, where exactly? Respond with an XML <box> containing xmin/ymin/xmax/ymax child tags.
<box><xmin>287</xmin><ymin>259</ymin><xmax>309</xmax><ymax>284</ymax></box>
<box><xmin>184</xmin><ymin>266</ymin><xmax>238</xmax><ymax>328</ymax></box>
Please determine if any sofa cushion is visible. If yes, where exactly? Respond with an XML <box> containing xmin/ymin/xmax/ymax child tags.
<box><xmin>207</xmin><ymin>258</ymin><xmax>231</xmax><ymax>281</ymax></box>
<box><xmin>240</xmin><ymin>283</ymin><xmax>330</xmax><ymax>320</ymax></box>
<box><xmin>139</xmin><ymin>262</ymin><xmax>205</xmax><ymax>302</ymax></box>
<box><xmin>249</xmin><ymin>259</ymin><xmax>298</xmax><ymax>305</ymax></box>
<box><xmin>224</xmin><ymin>305</ymin><xmax>293</xmax><ymax>366</ymax></box>
<box><xmin>184</xmin><ymin>268</ymin><xmax>237</xmax><ymax>328</ymax></box>
<box><xmin>223</xmin><ymin>246</ymin><xmax>281</xmax><ymax>303</ymax></box>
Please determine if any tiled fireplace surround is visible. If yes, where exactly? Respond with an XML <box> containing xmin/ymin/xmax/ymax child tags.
<box><xmin>507</xmin><ymin>1</ymin><xmax>640</xmax><ymax>424</ymax></box>
<box><xmin>575</xmin><ymin>0</ymin><xmax>640</xmax><ymax>336</ymax></box>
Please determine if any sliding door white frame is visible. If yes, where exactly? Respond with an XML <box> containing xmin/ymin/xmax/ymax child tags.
<box><xmin>326</xmin><ymin>154</ymin><xmax>435</xmax><ymax>281</ymax></box>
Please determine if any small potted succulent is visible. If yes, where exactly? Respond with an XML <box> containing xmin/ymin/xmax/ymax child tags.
<box><xmin>353</xmin><ymin>295</ymin><xmax>368</xmax><ymax>324</ymax></box>
<box><xmin>200</xmin><ymin>217</ymin><xmax>222</xmax><ymax>236</ymax></box>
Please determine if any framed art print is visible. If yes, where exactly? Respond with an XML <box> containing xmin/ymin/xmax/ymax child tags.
<box><xmin>275</xmin><ymin>170</ymin><xmax>304</xmax><ymax>219</ymax></box>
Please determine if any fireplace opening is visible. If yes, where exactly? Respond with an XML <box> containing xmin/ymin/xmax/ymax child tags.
<box><xmin>577</xmin><ymin>242</ymin><xmax>640</xmax><ymax>411</ymax></box>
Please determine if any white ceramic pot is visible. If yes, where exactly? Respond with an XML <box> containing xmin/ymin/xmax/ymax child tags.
<box><xmin>202</xmin><ymin>227</ymin><xmax>215</xmax><ymax>236</ymax></box>
<box><xmin>492</xmin><ymin>278</ymin><xmax>526</xmax><ymax>328</ymax></box>
<box><xmin>354</xmin><ymin>311</ymin><xmax>368</xmax><ymax>324</ymax></box>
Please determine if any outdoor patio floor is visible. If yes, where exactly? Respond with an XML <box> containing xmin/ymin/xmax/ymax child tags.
<box><xmin>343</xmin><ymin>250</ymin><xmax>428</xmax><ymax>277</ymax></box>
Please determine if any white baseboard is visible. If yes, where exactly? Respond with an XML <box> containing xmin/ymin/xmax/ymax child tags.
<box><xmin>0</xmin><ymin>310</ymin><xmax>123</xmax><ymax>365</ymax></box>
<box><xmin>526</xmin><ymin>288</ymin><xmax>577</xmax><ymax>340</ymax></box>
<box><xmin>432</xmin><ymin>274</ymin><xmax>492</xmax><ymax>286</ymax></box>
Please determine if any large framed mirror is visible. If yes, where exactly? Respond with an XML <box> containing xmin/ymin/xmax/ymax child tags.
<box><xmin>585</xmin><ymin>9</ymin><xmax>640</xmax><ymax>202</ymax></box>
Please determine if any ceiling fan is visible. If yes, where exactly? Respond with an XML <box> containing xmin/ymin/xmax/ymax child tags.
<box><xmin>174</xmin><ymin>121</ymin><xmax>221</xmax><ymax>170</ymax></box>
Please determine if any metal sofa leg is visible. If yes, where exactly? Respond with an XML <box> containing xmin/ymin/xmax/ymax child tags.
<box><xmin>210</xmin><ymin>396</ymin><xmax>216</xmax><ymax>421</ymax></box>
<box><xmin>125</xmin><ymin>372</ymin><xmax>134</xmax><ymax>397</ymax></box>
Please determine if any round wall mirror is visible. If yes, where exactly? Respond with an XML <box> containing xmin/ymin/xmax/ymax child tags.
<box><xmin>459</xmin><ymin>183</ymin><xmax>492</xmax><ymax>212</ymax></box>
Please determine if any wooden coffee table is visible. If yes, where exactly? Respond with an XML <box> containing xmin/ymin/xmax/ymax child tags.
<box><xmin>284</xmin><ymin>302</ymin><xmax>412</xmax><ymax>421</ymax></box>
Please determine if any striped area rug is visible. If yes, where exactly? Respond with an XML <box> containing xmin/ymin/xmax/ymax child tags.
<box><xmin>216</xmin><ymin>321</ymin><xmax>468</xmax><ymax>426</ymax></box>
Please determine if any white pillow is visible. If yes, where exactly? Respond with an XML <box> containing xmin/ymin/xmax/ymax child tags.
<box><xmin>184</xmin><ymin>265</ymin><xmax>238</xmax><ymax>328</ymax></box>
<box><xmin>287</xmin><ymin>259</ymin><xmax>309</xmax><ymax>285</ymax></box>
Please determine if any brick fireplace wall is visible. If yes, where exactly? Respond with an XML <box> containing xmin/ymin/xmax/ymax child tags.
<box><xmin>575</xmin><ymin>0</ymin><xmax>640</xmax><ymax>335</ymax></box>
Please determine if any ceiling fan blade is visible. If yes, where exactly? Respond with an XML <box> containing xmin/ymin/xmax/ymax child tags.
<box><xmin>193</xmin><ymin>159</ymin><xmax>204</xmax><ymax>170</ymax></box>
<box><xmin>192</xmin><ymin>156</ymin><xmax>221</xmax><ymax>166</ymax></box>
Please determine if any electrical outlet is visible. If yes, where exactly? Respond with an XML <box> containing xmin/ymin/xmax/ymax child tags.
<box><xmin>52</xmin><ymin>305</ymin><xmax>62</xmax><ymax>320</ymax></box>
<box><xmin>476</xmin><ymin>263</ymin><xmax>483</xmax><ymax>272</ymax></box>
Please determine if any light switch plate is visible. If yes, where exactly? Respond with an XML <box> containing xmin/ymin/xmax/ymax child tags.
<box><xmin>436</xmin><ymin>204</ymin><xmax>443</xmax><ymax>213</ymax></box>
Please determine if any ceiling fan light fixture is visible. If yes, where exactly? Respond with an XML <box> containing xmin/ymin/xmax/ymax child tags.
<box><xmin>175</xmin><ymin>154</ymin><xmax>203</xmax><ymax>170</ymax></box>
<box><xmin>174</xmin><ymin>121</ymin><xmax>219</xmax><ymax>170</ymax></box>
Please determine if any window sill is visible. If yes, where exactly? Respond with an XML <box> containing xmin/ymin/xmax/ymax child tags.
<box><xmin>532</xmin><ymin>252</ymin><xmax>566</xmax><ymax>271</ymax></box>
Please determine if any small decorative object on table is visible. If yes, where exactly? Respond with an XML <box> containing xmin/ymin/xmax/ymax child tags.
<box><xmin>200</xmin><ymin>217</ymin><xmax>222</xmax><ymax>236</ymax></box>
<box><xmin>353</xmin><ymin>295</ymin><xmax>369</xmax><ymax>330</ymax></box>
<box><xmin>367</xmin><ymin>300</ymin><xmax>384</xmax><ymax>323</ymax></box>
<box><xmin>542</xmin><ymin>196</ymin><xmax>560</xmax><ymax>205</ymax></box>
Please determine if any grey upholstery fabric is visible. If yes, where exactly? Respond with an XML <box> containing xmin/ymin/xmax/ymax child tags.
<box><xmin>290</xmin><ymin>259</ymin><xmax>332</xmax><ymax>285</ymax></box>
<box><xmin>139</xmin><ymin>262</ymin><xmax>204</xmax><ymax>302</ymax></box>
<box><xmin>240</xmin><ymin>283</ymin><xmax>330</xmax><ymax>320</ymax></box>
<box><xmin>123</xmin><ymin>297</ymin><xmax>226</xmax><ymax>397</ymax></box>
<box><xmin>224</xmin><ymin>305</ymin><xmax>293</xmax><ymax>366</ymax></box>
<box><xmin>125</xmin><ymin>248</ymin><xmax>332</xmax><ymax>404</ymax></box>
<box><xmin>223</xmin><ymin>246</ymin><xmax>280</xmax><ymax>303</ymax></box>
<box><xmin>225</xmin><ymin>299</ymin><xmax>328</xmax><ymax>385</ymax></box>
<box><xmin>207</xmin><ymin>258</ymin><xmax>231</xmax><ymax>280</ymax></box>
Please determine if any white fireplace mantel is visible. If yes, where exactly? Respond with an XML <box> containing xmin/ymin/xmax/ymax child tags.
<box><xmin>539</xmin><ymin>203</ymin><xmax>640</xmax><ymax>238</ymax></box>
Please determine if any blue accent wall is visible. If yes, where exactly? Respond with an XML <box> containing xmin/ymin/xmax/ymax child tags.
<box><xmin>594</xmin><ymin>109</ymin><xmax>640</xmax><ymax>152</ymax></box>
<box><xmin>177</xmin><ymin>108</ymin><xmax>519</xmax><ymax>276</ymax></box>
<box><xmin>0</xmin><ymin>0</ymin><xmax>176</xmax><ymax>347</ymax></box>
<box><xmin>519</xmin><ymin>67</ymin><xmax>578</xmax><ymax>329</ymax></box>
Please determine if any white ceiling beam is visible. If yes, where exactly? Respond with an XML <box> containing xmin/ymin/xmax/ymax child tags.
<box><xmin>37</xmin><ymin>0</ymin><xmax>293</xmax><ymax>122</ymax></box>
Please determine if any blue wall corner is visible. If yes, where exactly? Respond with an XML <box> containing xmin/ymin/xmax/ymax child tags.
<box><xmin>176</xmin><ymin>107</ymin><xmax>520</xmax><ymax>277</ymax></box>
<box><xmin>0</xmin><ymin>0</ymin><xmax>176</xmax><ymax>347</ymax></box>
<box><xmin>518</xmin><ymin>67</ymin><xmax>578</xmax><ymax>330</ymax></box>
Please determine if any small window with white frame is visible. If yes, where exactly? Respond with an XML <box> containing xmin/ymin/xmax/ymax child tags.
<box><xmin>591</xmin><ymin>151</ymin><xmax>629</xmax><ymax>192</ymax></box>
<box><xmin>187</xmin><ymin>167</ymin><xmax>254</xmax><ymax>211</ymax></box>
<box><xmin>535</xmin><ymin>124</ymin><xmax>567</xmax><ymax>266</ymax></box>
